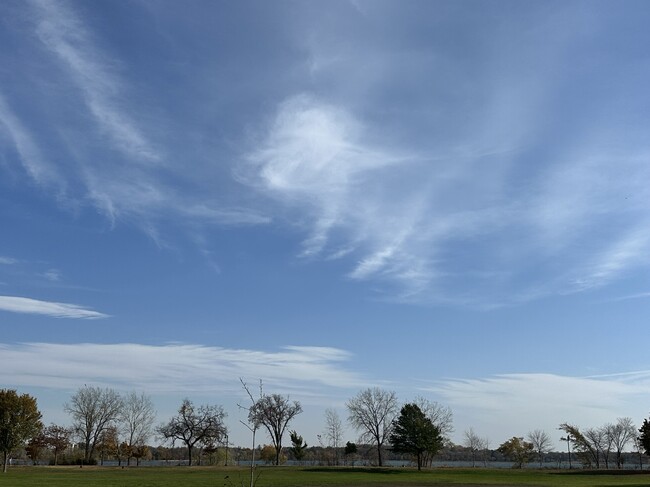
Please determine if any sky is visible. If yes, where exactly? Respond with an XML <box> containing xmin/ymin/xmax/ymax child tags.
<box><xmin>2</xmin><ymin>0</ymin><xmax>650</xmax><ymax>451</ymax></box>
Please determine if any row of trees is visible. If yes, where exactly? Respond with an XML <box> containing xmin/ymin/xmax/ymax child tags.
<box><xmin>5</xmin><ymin>385</ymin><xmax>650</xmax><ymax>472</ymax></box>
<box><xmin>0</xmin><ymin>386</ymin><xmax>453</xmax><ymax>473</ymax></box>
<box><xmin>344</xmin><ymin>387</ymin><xmax>650</xmax><ymax>471</ymax></box>
<box><xmin>467</xmin><ymin>418</ymin><xmax>643</xmax><ymax>469</ymax></box>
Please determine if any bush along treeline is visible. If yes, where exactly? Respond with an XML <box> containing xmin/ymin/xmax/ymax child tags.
<box><xmin>3</xmin><ymin>385</ymin><xmax>650</xmax><ymax>472</ymax></box>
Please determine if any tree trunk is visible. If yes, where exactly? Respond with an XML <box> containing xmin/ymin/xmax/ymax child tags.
<box><xmin>3</xmin><ymin>451</ymin><xmax>7</xmax><ymax>473</ymax></box>
<box><xmin>377</xmin><ymin>443</ymin><xmax>383</xmax><ymax>466</ymax></box>
<box><xmin>187</xmin><ymin>444</ymin><xmax>193</xmax><ymax>466</ymax></box>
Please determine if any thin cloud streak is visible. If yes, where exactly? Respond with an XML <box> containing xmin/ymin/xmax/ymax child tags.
<box><xmin>30</xmin><ymin>0</ymin><xmax>160</xmax><ymax>162</ymax></box>
<box><xmin>0</xmin><ymin>342</ymin><xmax>365</xmax><ymax>396</ymax></box>
<box><xmin>571</xmin><ymin>227</ymin><xmax>650</xmax><ymax>292</ymax></box>
<box><xmin>607</xmin><ymin>291</ymin><xmax>650</xmax><ymax>302</ymax></box>
<box><xmin>0</xmin><ymin>93</ymin><xmax>60</xmax><ymax>187</ymax></box>
<box><xmin>0</xmin><ymin>295</ymin><xmax>108</xmax><ymax>319</ymax></box>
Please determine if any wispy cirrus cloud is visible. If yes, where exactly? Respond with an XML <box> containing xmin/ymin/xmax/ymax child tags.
<box><xmin>0</xmin><ymin>93</ymin><xmax>61</xmax><ymax>187</ymax></box>
<box><xmin>571</xmin><ymin>228</ymin><xmax>650</xmax><ymax>292</ymax></box>
<box><xmin>244</xmin><ymin>87</ymin><xmax>650</xmax><ymax>306</ymax></box>
<box><xmin>1</xmin><ymin>1</ymin><xmax>267</xmax><ymax>255</ymax></box>
<box><xmin>243</xmin><ymin>94</ymin><xmax>446</xmax><ymax>297</ymax></box>
<box><xmin>0</xmin><ymin>295</ymin><xmax>108</xmax><ymax>319</ymax></box>
<box><xmin>30</xmin><ymin>0</ymin><xmax>160</xmax><ymax>163</ymax></box>
<box><xmin>42</xmin><ymin>269</ymin><xmax>62</xmax><ymax>282</ymax></box>
<box><xmin>0</xmin><ymin>256</ymin><xmax>18</xmax><ymax>265</ymax></box>
<box><xmin>5</xmin><ymin>0</ymin><xmax>650</xmax><ymax>306</ymax></box>
<box><xmin>237</xmin><ymin>3</ymin><xmax>650</xmax><ymax>306</ymax></box>
<box><xmin>0</xmin><ymin>342</ymin><xmax>364</xmax><ymax>396</ymax></box>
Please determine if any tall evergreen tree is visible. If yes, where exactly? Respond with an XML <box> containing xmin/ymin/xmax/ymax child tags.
<box><xmin>639</xmin><ymin>417</ymin><xmax>650</xmax><ymax>456</ymax></box>
<box><xmin>289</xmin><ymin>430</ymin><xmax>308</xmax><ymax>461</ymax></box>
<box><xmin>389</xmin><ymin>403</ymin><xmax>442</xmax><ymax>470</ymax></box>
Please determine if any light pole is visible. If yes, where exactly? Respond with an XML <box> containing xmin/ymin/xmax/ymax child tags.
<box><xmin>224</xmin><ymin>433</ymin><xmax>229</xmax><ymax>467</ymax></box>
<box><xmin>560</xmin><ymin>434</ymin><xmax>573</xmax><ymax>469</ymax></box>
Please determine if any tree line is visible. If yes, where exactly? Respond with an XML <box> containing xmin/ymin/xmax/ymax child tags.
<box><xmin>3</xmin><ymin>385</ymin><xmax>650</xmax><ymax>472</ymax></box>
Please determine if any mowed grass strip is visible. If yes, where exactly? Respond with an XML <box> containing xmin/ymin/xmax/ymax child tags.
<box><xmin>2</xmin><ymin>466</ymin><xmax>650</xmax><ymax>487</ymax></box>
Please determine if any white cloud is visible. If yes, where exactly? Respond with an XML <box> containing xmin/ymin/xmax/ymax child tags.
<box><xmin>0</xmin><ymin>257</ymin><xmax>18</xmax><ymax>265</ymax></box>
<box><xmin>181</xmin><ymin>204</ymin><xmax>271</xmax><ymax>226</ymax></box>
<box><xmin>0</xmin><ymin>295</ymin><xmax>108</xmax><ymax>319</ymax></box>
<box><xmin>42</xmin><ymin>269</ymin><xmax>62</xmax><ymax>282</ymax></box>
<box><xmin>0</xmin><ymin>342</ymin><xmax>364</xmax><ymax>396</ymax></box>
<box><xmin>608</xmin><ymin>291</ymin><xmax>650</xmax><ymax>302</ymax></box>
<box><xmin>244</xmin><ymin>94</ymin><xmax>446</xmax><ymax>296</ymax></box>
<box><xmin>430</xmin><ymin>372</ymin><xmax>650</xmax><ymax>447</ymax></box>
<box><xmin>571</xmin><ymin>227</ymin><xmax>650</xmax><ymax>292</ymax></box>
<box><xmin>0</xmin><ymin>93</ymin><xmax>61</xmax><ymax>187</ymax></box>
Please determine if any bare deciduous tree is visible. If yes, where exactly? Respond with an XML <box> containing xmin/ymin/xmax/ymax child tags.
<box><xmin>239</xmin><ymin>379</ymin><xmax>262</xmax><ymax>487</ymax></box>
<box><xmin>120</xmin><ymin>391</ymin><xmax>156</xmax><ymax>466</ymax></box>
<box><xmin>249</xmin><ymin>391</ymin><xmax>302</xmax><ymax>466</ymax></box>
<box><xmin>610</xmin><ymin>417</ymin><xmax>636</xmax><ymax>469</ymax></box>
<box><xmin>413</xmin><ymin>396</ymin><xmax>454</xmax><ymax>440</ymax></box>
<box><xmin>527</xmin><ymin>429</ymin><xmax>552</xmax><ymax>467</ymax></box>
<box><xmin>158</xmin><ymin>399</ymin><xmax>226</xmax><ymax>466</ymax></box>
<box><xmin>65</xmin><ymin>386</ymin><xmax>122</xmax><ymax>463</ymax></box>
<box><xmin>346</xmin><ymin>387</ymin><xmax>398</xmax><ymax>467</ymax></box>
<box><xmin>583</xmin><ymin>427</ymin><xmax>606</xmax><ymax>469</ymax></box>
<box><xmin>602</xmin><ymin>423</ymin><xmax>615</xmax><ymax>468</ymax></box>
<box><xmin>463</xmin><ymin>427</ymin><xmax>487</xmax><ymax>467</ymax></box>
<box><xmin>323</xmin><ymin>408</ymin><xmax>344</xmax><ymax>465</ymax></box>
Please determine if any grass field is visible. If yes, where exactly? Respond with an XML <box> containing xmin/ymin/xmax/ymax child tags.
<box><xmin>2</xmin><ymin>466</ymin><xmax>650</xmax><ymax>487</ymax></box>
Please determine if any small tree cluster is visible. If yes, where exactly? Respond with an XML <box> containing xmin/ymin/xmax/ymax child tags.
<box><xmin>346</xmin><ymin>388</ymin><xmax>453</xmax><ymax>469</ymax></box>
<box><xmin>560</xmin><ymin>418</ymin><xmax>637</xmax><ymax>469</ymax></box>
<box><xmin>65</xmin><ymin>386</ymin><xmax>156</xmax><ymax>465</ymax></box>
<box><xmin>25</xmin><ymin>424</ymin><xmax>74</xmax><ymax>466</ymax></box>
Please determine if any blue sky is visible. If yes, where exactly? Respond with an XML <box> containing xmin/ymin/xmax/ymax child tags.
<box><xmin>2</xmin><ymin>0</ymin><xmax>650</xmax><ymax>450</ymax></box>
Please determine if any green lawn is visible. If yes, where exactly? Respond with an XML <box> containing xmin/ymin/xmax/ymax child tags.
<box><xmin>2</xmin><ymin>466</ymin><xmax>650</xmax><ymax>487</ymax></box>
